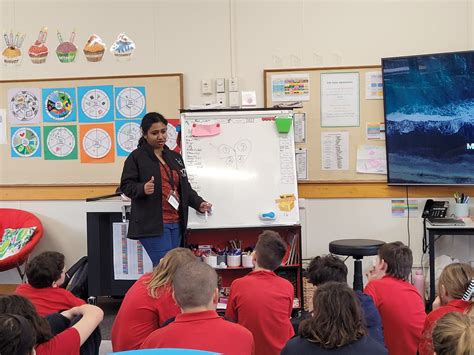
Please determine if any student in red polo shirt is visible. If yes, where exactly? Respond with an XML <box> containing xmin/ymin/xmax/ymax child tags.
<box><xmin>419</xmin><ymin>262</ymin><xmax>473</xmax><ymax>355</ymax></box>
<box><xmin>364</xmin><ymin>242</ymin><xmax>426</xmax><ymax>355</ymax></box>
<box><xmin>225</xmin><ymin>230</ymin><xmax>294</xmax><ymax>355</ymax></box>
<box><xmin>112</xmin><ymin>247</ymin><xmax>197</xmax><ymax>351</ymax></box>
<box><xmin>141</xmin><ymin>261</ymin><xmax>254</xmax><ymax>354</ymax></box>
<box><xmin>0</xmin><ymin>294</ymin><xmax>103</xmax><ymax>355</ymax></box>
<box><xmin>15</xmin><ymin>251</ymin><xmax>85</xmax><ymax>317</ymax></box>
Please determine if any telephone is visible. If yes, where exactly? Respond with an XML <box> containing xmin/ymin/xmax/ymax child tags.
<box><xmin>422</xmin><ymin>199</ymin><xmax>449</xmax><ymax>218</ymax></box>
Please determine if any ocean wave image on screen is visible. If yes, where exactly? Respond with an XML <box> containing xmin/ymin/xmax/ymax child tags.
<box><xmin>383</xmin><ymin>51</ymin><xmax>474</xmax><ymax>184</ymax></box>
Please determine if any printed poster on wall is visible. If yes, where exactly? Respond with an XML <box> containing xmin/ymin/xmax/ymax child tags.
<box><xmin>112</xmin><ymin>222</ymin><xmax>153</xmax><ymax>280</ymax></box>
<box><xmin>115</xmin><ymin>119</ymin><xmax>141</xmax><ymax>157</ymax></box>
<box><xmin>79</xmin><ymin>123</ymin><xmax>115</xmax><ymax>163</ymax></box>
<box><xmin>78</xmin><ymin>85</ymin><xmax>114</xmax><ymax>123</ymax></box>
<box><xmin>321</xmin><ymin>131</ymin><xmax>349</xmax><ymax>170</ymax></box>
<box><xmin>42</xmin><ymin>88</ymin><xmax>77</xmax><ymax>123</ymax></box>
<box><xmin>114</xmin><ymin>86</ymin><xmax>146</xmax><ymax>119</ymax></box>
<box><xmin>10</xmin><ymin>126</ymin><xmax>41</xmax><ymax>158</ymax></box>
<box><xmin>43</xmin><ymin>125</ymin><xmax>78</xmax><ymax>160</ymax></box>
<box><xmin>321</xmin><ymin>72</ymin><xmax>359</xmax><ymax>127</ymax></box>
<box><xmin>0</xmin><ymin>109</ymin><xmax>6</xmax><ymax>144</ymax></box>
<box><xmin>8</xmin><ymin>88</ymin><xmax>42</xmax><ymax>125</ymax></box>
<box><xmin>271</xmin><ymin>73</ymin><xmax>310</xmax><ymax>102</ymax></box>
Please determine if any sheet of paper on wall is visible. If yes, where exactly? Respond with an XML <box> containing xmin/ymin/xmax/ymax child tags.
<box><xmin>391</xmin><ymin>199</ymin><xmax>420</xmax><ymax>218</ymax></box>
<box><xmin>293</xmin><ymin>112</ymin><xmax>306</xmax><ymax>143</ymax></box>
<box><xmin>295</xmin><ymin>148</ymin><xmax>308</xmax><ymax>180</ymax></box>
<box><xmin>321</xmin><ymin>131</ymin><xmax>349</xmax><ymax>170</ymax></box>
<box><xmin>366</xmin><ymin>121</ymin><xmax>385</xmax><ymax>140</ymax></box>
<box><xmin>365</xmin><ymin>71</ymin><xmax>383</xmax><ymax>100</ymax></box>
<box><xmin>271</xmin><ymin>73</ymin><xmax>310</xmax><ymax>102</ymax></box>
<box><xmin>356</xmin><ymin>145</ymin><xmax>387</xmax><ymax>174</ymax></box>
<box><xmin>112</xmin><ymin>222</ymin><xmax>153</xmax><ymax>280</ymax></box>
<box><xmin>320</xmin><ymin>72</ymin><xmax>359</xmax><ymax>127</ymax></box>
<box><xmin>0</xmin><ymin>109</ymin><xmax>6</xmax><ymax>144</ymax></box>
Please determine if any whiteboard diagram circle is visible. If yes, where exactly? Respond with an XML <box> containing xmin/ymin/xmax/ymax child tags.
<box><xmin>83</xmin><ymin>128</ymin><xmax>111</xmax><ymax>158</ymax></box>
<box><xmin>116</xmin><ymin>88</ymin><xmax>145</xmax><ymax>118</ymax></box>
<box><xmin>10</xmin><ymin>91</ymin><xmax>40</xmax><ymax>121</ymax></box>
<box><xmin>81</xmin><ymin>89</ymin><xmax>111</xmax><ymax>120</ymax></box>
<box><xmin>47</xmin><ymin>127</ymin><xmax>75</xmax><ymax>157</ymax></box>
<box><xmin>117</xmin><ymin>122</ymin><xmax>141</xmax><ymax>153</ymax></box>
<box><xmin>45</xmin><ymin>90</ymin><xmax>73</xmax><ymax>120</ymax></box>
<box><xmin>11</xmin><ymin>128</ymin><xmax>40</xmax><ymax>157</ymax></box>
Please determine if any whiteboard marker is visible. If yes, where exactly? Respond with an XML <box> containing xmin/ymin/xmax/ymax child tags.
<box><xmin>205</xmin><ymin>210</ymin><xmax>208</xmax><ymax>221</ymax></box>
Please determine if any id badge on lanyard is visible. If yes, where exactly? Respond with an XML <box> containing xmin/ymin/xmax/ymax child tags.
<box><xmin>167</xmin><ymin>190</ymin><xmax>180</xmax><ymax>210</ymax></box>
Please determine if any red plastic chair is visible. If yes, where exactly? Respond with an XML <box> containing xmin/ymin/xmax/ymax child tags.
<box><xmin>0</xmin><ymin>208</ymin><xmax>44</xmax><ymax>280</ymax></box>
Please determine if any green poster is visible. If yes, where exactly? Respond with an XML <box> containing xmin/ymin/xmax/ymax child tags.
<box><xmin>43</xmin><ymin>125</ymin><xmax>78</xmax><ymax>160</ymax></box>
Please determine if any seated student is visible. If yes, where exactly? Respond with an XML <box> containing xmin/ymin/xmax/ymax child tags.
<box><xmin>306</xmin><ymin>255</ymin><xmax>385</xmax><ymax>345</ymax></box>
<box><xmin>0</xmin><ymin>294</ymin><xmax>103</xmax><ymax>355</ymax></box>
<box><xmin>0</xmin><ymin>313</ymin><xmax>36</xmax><ymax>355</ymax></box>
<box><xmin>432</xmin><ymin>311</ymin><xmax>473</xmax><ymax>355</ymax></box>
<box><xmin>225</xmin><ymin>230</ymin><xmax>294</xmax><ymax>355</ymax></box>
<box><xmin>16</xmin><ymin>251</ymin><xmax>85</xmax><ymax>316</ymax></box>
<box><xmin>112</xmin><ymin>247</ymin><xmax>197</xmax><ymax>351</ymax></box>
<box><xmin>419</xmin><ymin>262</ymin><xmax>473</xmax><ymax>355</ymax></box>
<box><xmin>282</xmin><ymin>282</ymin><xmax>388</xmax><ymax>355</ymax></box>
<box><xmin>364</xmin><ymin>241</ymin><xmax>426</xmax><ymax>355</ymax></box>
<box><xmin>141</xmin><ymin>261</ymin><xmax>254</xmax><ymax>354</ymax></box>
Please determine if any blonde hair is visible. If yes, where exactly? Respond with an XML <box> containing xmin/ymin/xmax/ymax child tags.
<box><xmin>145</xmin><ymin>248</ymin><xmax>196</xmax><ymax>298</ymax></box>
<box><xmin>432</xmin><ymin>311</ymin><xmax>473</xmax><ymax>355</ymax></box>
<box><xmin>438</xmin><ymin>263</ymin><xmax>474</xmax><ymax>300</ymax></box>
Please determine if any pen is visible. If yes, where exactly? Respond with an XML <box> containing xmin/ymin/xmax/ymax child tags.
<box><xmin>205</xmin><ymin>210</ymin><xmax>208</xmax><ymax>222</ymax></box>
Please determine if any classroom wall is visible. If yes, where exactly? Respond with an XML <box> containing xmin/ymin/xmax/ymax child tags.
<box><xmin>1</xmin><ymin>0</ymin><xmax>474</xmax><ymax>283</ymax></box>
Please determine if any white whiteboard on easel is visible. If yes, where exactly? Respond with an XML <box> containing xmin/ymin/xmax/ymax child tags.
<box><xmin>181</xmin><ymin>110</ymin><xmax>299</xmax><ymax>229</ymax></box>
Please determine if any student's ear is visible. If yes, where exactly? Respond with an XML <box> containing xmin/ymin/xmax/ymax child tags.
<box><xmin>439</xmin><ymin>284</ymin><xmax>449</xmax><ymax>304</ymax></box>
<box><xmin>379</xmin><ymin>258</ymin><xmax>388</xmax><ymax>273</ymax></box>
<box><xmin>212</xmin><ymin>288</ymin><xmax>219</xmax><ymax>305</ymax></box>
<box><xmin>251</xmin><ymin>251</ymin><xmax>257</xmax><ymax>267</ymax></box>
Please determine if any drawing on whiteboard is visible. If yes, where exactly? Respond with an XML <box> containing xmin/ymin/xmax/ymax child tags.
<box><xmin>217</xmin><ymin>139</ymin><xmax>252</xmax><ymax>169</ymax></box>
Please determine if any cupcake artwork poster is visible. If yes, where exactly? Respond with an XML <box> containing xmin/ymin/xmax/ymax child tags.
<box><xmin>2</xmin><ymin>30</ymin><xmax>26</xmax><ymax>66</ymax></box>
<box><xmin>28</xmin><ymin>27</ymin><xmax>48</xmax><ymax>64</ymax></box>
<box><xmin>56</xmin><ymin>30</ymin><xmax>77</xmax><ymax>63</ymax></box>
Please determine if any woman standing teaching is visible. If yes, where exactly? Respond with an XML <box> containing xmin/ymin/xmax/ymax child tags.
<box><xmin>120</xmin><ymin>112</ymin><xmax>212</xmax><ymax>265</ymax></box>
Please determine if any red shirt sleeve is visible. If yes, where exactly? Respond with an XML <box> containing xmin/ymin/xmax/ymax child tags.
<box><xmin>419</xmin><ymin>315</ymin><xmax>435</xmax><ymax>355</ymax></box>
<box><xmin>225</xmin><ymin>282</ymin><xmax>238</xmax><ymax>322</ymax></box>
<box><xmin>364</xmin><ymin>281</ymin><xmax>379</xmax><ymax>306</ymax></box>
<box><xmin>65</xmin><ymin>290</ymin><xmax>86</xmax><ymax>308</ymax></box>
<box><xmin>35</xmin><ymin>328</ymin><xmax>80</xmax><ymax>355</ymax></box>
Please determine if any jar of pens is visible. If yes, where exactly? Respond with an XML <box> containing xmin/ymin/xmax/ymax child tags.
<box><xmin>454</xmin><ymin>192</ymin><xmax>470</xmax><ymax>218</ymax></box>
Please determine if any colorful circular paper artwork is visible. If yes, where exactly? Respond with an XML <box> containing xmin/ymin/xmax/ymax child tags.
<box><xmin>83</xmin><ymin>128</ymin><xmax>112</xmax><ymax>159</ymax></box>
<box><xmin>81</xmin><ymin>89</ymin><xmax>111</xmax><ymax>120</ymax></box>
<box><xmin>45</xmin><ymin>90</ymin><xmax>73</xmax><ymax>120</ymax></box>
<box><xmin>10</xmin><ymin>91</ymin><xmax>40</xmax><ymax>121</ymax></box>
<box><xmin>116</xmin><ymin>87</ymin><xmax>145</xmax><ymax>118</ymax></box>
<box><xmin>47</xmin><ymin>127</ymin><xmax>76</xmax><ymax>157</ymax></box>
<box><xmin>11</xmin><ymin>127</ymin><xmax>40</xmax><ymax>157</ymax></box>
<box><xmin>117</xmin><ymin>122</ymin><xmax>141</xmax><ymax>153</ymax></box>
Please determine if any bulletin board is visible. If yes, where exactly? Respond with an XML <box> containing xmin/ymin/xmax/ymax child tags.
<box><xmin>264</xmin><ymin>66</ymin><xmax>386</xmax><ymax>183</ymax></box>
<box><xmin>0</xmin><ymin>73</ymin><xmax>183</xmax><ymax>185</ymax></box>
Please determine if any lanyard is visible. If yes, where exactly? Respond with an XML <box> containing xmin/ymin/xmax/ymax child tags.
<box><xmin>160</xmin><ymin>160</ymin><xmax>175</xmax><ymax>191</ymax></box>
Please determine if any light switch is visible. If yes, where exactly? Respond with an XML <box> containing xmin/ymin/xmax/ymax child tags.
<box><xmin>216</xmin><ymin>78</ymin><xmax>225</xmax><ymax>93</ymax></box>
<box><xmin>201</xmin><ymin>79</ymin><xmax>212</xmax><ymax>95</ymax></box>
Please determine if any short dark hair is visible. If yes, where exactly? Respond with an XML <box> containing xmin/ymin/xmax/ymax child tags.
<box><xmin>255</xmin><ymin>230</ymin><xmax>287</xmax><ymax>270</ymax></box>
<box><xmin>173</xmin><ymin>261</ymin><xmax>218</xmax><ymax>309</ymax></box>
<box><xmin>306</xmin><ymin>255</ymin><xmax>348</xmax><ymax>286</ymax></box>
<box><xmin>299</xmin><ymin>282</ymin><xmax>366</xmax><ymax>348</ymax></box>
<box><xmin>0</xmin><ymin>314</ymin><xmax>36</xmax><ymax>355</ymax></box>
<box><xmin>378</xmin><ymin>241</ymin><xmax>413</xmax><ymax>280</ymax></box>
<box><xmin>26</xmin><ymin>251</ymin><xmax>65</xmax><ymax>288</ymax></box>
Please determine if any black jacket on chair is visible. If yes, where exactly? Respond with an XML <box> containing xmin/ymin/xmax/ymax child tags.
<box><xmin>119</xmin><ymin>142</ymin><xmax>204</xmax><ymax>240</ymax></box>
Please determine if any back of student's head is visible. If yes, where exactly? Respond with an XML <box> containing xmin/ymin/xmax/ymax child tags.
<box><xmin>432</xmin><ymin>311</ymin><xmax>473</xmax><ymax>355</ymax></box>
<box><xmin>438</xmin><ymin>262</ymin><xmax>474</xmax><ymax>300</ymax></box>
<box><xmin>0</xmin><ymin>314</ymin><xmax>36</xmax><ymax>355</ymax></box>
<box><xmin>299</xmin><ymin>282</ymin><xmax>366</xmax><ymax>348</ymax></box>
<box><xmin>255</xmin><ymin>230</ymin><xmax>287</xmax><ymax>271</ymax></box>
<box><xmin>0</xmin><ymin>295</ymin><xmax>52</xmax><ymax>344</ymax></box>
<box><xmin>378</xmin><ymin>241</ymin><xmax>412</xmax><ymax>280</ymax></box>
<box><xmin>146</xmin><ymin>247</ymin><xmax>197</xmax><ymax>298</ymax></box>
<box><xmin>173</xmin><ymin>261</ymin><xmax>218</xmax><ymax>310</ymax></box>
<box><xmin>26</xmin><ymin>251</ymin><xmax>64</xmax><ymax>288</ymax></box>
<box><xmin>306</xmin><ymin>255</ymin><xmax>348</xmax><ymax>286</ymax></box>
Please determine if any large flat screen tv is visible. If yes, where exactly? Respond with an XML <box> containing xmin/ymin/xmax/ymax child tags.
<box><xmin>383</xmin><ymin>50</ymin><xmax>474</xmax><ymax>185</ymax></box>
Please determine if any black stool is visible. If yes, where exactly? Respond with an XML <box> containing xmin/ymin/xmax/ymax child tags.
<box><xmin>329</xmin><ymin>239</ymin><xmax>385</xmax><ymax>291</ymax></box>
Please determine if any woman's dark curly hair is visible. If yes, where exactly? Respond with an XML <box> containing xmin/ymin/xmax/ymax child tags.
<box><xmin>299</xmin><ymin>282</ymin><xmax>367</xmax><ymax>348</ymax></box>
<box><xmin>0</xmin><ymin>313</ymin><xmax>36</xmax><ymax>355</ymax></box>
<box><xmin>0</xmin><ymin>295</ymin><xmax>52</xmax><ymax>344</ymax></box>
